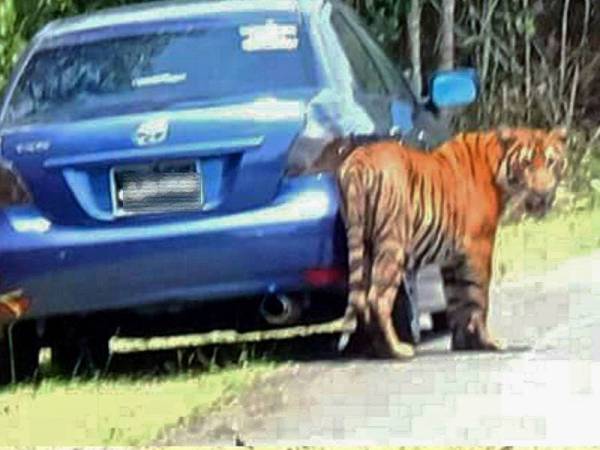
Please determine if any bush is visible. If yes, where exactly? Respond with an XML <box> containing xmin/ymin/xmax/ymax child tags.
<box><xmin>0</xmin><ymin>0</ymin><xmax>27</xmax><ymax>91</ymax></box>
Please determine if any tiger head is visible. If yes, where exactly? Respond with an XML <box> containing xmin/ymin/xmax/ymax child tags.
<box><xmin>497</xmin><ymin>127</ymin><xmax>568</xmax><ymax>218</ymax></box>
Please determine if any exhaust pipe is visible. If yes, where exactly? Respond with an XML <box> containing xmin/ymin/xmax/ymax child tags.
<box><xmin>259</xmin><ymin>293</ymin><xmax>305</xmax><ymax>326</ymax></box>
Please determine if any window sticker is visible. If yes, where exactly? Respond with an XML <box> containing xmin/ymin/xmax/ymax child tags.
<box><xmin>132</xmin><ymin>72</ymin><xmax>188</xmax><ymax>88</ymax></box>
<box><xmin>239</xmin><ymin>20</ymin><xmax>298</xmax><ymax>52</ymax></box>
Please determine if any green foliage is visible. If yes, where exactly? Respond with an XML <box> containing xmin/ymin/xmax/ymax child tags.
<box><xmin>0</xmin><ymin>0</ymin><xmax>27</xmax><ymax>90</ymax></box>
<box><xmin>351</xmin><ymin>0</ymin><xmax>410</xmax><ymax>57</ymax></box>
<box><xmin>494</xmin><ymin>205</ymin><xmax>600</xmax><ymax>282</ymax></box>
<box><xmin>564</xmin><ymin>129</ymin><xmax>600</xmax><ymax>210</ymax></box>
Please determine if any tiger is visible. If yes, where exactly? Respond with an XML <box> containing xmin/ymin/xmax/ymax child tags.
<box><xmin>336</xmin><ymin>127</ymin><xmax>568</xmax><ymax>359</ymax></box>
<box><xmin>0</xmin><ymin>159</ymin><xmax>31</xmax><ymax>206</ymax></box>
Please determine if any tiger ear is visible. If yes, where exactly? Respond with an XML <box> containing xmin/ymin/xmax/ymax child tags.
<box><xmin>552</xmin><ymin>126</ymin><xmax>568</xmax><ymax>141</ymax></box>
<box><xmin>497</xmin><ymin>126</ymin><xmax>515</xmax><ymax>150</ymax></box>
<box><xmin>498</xmin><ymin>126</ymin><xmax>513</xmax><ymax>141</ymax></box>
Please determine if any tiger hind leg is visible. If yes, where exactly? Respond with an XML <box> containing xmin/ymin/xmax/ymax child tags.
<box><xmin>442</xmin><ymin>252</ymin><xmax>504</xmax><ymax>352</ymax></box>
<box><xmin>338</xmin><ymin>268</ymin><xmax>377</xmax><ymax>358</ymax></box>
<box><xmin>450</xmin><ymin>311</ymin><xmax>504</xmax><ymax>351</ymax></box>
<box><xmin>365</xmin><ymin>243</ymin><xmax>415</xmax><ymax>360</ymax></box>
<box><xmin>337</xmin><ymin>165</ymin><xmax>376</xmax><ymax>357</ymax></box>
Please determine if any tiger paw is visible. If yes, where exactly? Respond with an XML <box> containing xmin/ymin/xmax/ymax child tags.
<box><xmin>451</xmin><ymin>327</ymin><xmax>506</xmax><ymax>352</ymax></box>
<box><xmin>390</xmin><ymin>341</ymin><xmax>416</xmax><ymax>360</ymax></box>
<box><xmin>372</xmin><ymin>334</ymin><xmax>415</xmax><ymax>360</ymax></box>
<box><xmin>483</xmin><ymin>336</ymin><xmax>507</xmax><ymax>351</ymax></box>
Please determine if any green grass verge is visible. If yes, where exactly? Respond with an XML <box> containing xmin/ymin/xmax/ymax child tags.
<box><xmin>494</xmin><ymin>207</ymin><xmax>600</xmax><ymax>282</ymax></box>
<box><xmin>0</xmin><ymin>364</ymin><xmax>272</xmax><ymax>446</ymax></box>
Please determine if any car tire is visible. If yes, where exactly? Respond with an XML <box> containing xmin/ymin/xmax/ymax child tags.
<box><xmin>0</xmin><ymin>321</ymin><xmax>40</xmax><ymax>385</ymax></box>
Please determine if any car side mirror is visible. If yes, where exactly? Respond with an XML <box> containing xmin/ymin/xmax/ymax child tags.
<box><xmin>429</xmin><ymin>68</ymin><xmax>479</xmax><ymax>109</ymax></box>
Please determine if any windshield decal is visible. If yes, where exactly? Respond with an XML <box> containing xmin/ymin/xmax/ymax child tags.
<box><xmin>239</xmin><ymin>20</ymin><xmax>298</xmax><ymax>52</ymax></box>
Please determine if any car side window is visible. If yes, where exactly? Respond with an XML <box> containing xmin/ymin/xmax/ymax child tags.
<box><xmin>330</xmin><ymin>11</ymin><xmax>388</xmax><ymax>96</ymax></box>
<box><xmin>360</xmin><ymin>36</ymin><xmax>415</xmax><ymax>102</ymax></box>
<box><xmin>337</xmin><ymin>5</ymin><xmax>415</xmax><ymax>103</ymax></box>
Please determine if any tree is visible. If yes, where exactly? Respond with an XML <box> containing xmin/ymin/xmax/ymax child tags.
<box><xmin>438</xmin><ymin>0</ymin><xmax>455</xmax><ymax>121</ymax></box>
<box><xmin>406</xmin><ymin>0</ymin><xmax>422</xmax><ymax>96</ymax></box>
<box><xmin>439</xmin><ymin>0</ymin><xmax>455</xmax><ymax>71</ymax></box>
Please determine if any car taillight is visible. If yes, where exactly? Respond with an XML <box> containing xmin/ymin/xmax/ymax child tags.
<box><xmin>284</xmin><ymin>93</ymin><xmax>380</xmax><ymax>177</ymax></box>
<box><xmin>304</xmin><ymin>267</ymin><xmax>347</xmax><ymax>287</ymax></box>
<box><xmin>285</xmin><ymin>117</ymin><xmax>342</xmax><ymax>177</ymax></box>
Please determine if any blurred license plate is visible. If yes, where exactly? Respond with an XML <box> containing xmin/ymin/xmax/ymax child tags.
<box><xmin>112</xmin><ymin>161</ymin><xmax>203</xmax><ymax>215</ymax></box>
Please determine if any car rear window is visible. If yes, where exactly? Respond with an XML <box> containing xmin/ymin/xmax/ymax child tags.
<box><xmin>5</xmin><ymin>20</ymin><xmax>317</xmax><ymax>126</ymax></box>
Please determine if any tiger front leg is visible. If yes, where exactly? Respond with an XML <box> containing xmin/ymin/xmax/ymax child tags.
<box><xmin>442</xmin><ymin>246</ymin><xmax>504</xmax><ymax>352</ymax></box>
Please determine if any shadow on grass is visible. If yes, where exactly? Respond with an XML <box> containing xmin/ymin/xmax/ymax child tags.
<box><xmin>108</xmin><ymin>333</ymin><xmax>346</xmax><ymax>376</ymax></box>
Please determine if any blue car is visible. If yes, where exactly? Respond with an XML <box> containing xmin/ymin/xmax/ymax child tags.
<box><xmin>0</xmin><ymin>0</ymin><xmax>477</xmax><ymax>380</ymax></box>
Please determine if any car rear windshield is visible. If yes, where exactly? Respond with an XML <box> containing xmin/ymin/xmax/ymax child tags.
<box><xmin>4</xmin><ymin>20</ymin><xmax>317</xmax><ymax>126</ymax></box>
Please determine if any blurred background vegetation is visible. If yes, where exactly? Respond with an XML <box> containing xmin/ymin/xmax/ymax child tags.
<box><xmin>0</xmin><ymin>0</ymin><xmax>598</xmax><ymax>212</ymax></box>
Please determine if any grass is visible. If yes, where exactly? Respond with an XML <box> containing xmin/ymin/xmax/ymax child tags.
<box><xmin>0</xmin><ymin>363</ymin><xmax>272</xmax><ymax>446</ymax></box>
<box><xmin>493</xmin><ymin>206</ymin><xmax>600</xmax><ymax>282</ymax></box>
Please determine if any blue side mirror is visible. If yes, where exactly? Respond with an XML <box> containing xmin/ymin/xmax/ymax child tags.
<box><xmin>429</xmin><ymin>68</ymin><xmax>479</xmax><ymax>109</ymax></box>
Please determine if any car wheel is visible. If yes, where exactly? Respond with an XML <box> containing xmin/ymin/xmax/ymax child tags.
<box><xmin>0</xmin><ymin>321</ymin><xmax>40</xmax><ymax>385</ymax></box>
<box><xmin>50</xmin><ymin>329</ymin><xmax>111</xmax><ymax>377</ymax></box>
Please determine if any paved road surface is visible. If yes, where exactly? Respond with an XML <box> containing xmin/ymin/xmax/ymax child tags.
<box><xmin>163</xmin><ymin>251</ymin><xmax>600</xmax><ymax>446</ymax></box>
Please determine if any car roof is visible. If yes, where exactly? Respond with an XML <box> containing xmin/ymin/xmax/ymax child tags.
<box><xmin>38</xmin><ymin>0</ymin><xmax>324</xmax><ymax>39</ymax></box>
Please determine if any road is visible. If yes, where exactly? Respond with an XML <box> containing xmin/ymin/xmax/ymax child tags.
<box><xmin>161</xmin><ymin>251</ymin><xmax>600</xmax><ymax>446</ymax></box>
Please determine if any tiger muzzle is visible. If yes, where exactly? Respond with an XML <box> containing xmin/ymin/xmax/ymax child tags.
<box><xmin>524</xmin><ymin>191</ymin><xmax>554</xmax><ymax>217</ymax></box>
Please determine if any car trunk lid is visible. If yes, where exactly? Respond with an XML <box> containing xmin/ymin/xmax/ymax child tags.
<box><xmin>1</xmin><ymin>95</ymin><xmax>308</xmax><ymax>224</ymax></box>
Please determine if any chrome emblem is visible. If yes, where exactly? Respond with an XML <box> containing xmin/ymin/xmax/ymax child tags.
<box><xmin>15</xmin><ymin>140</ymin><xmax>51</xmax><ymax>155</ymax></box>
<box><xmin>134</xmin><ymin>118</ymin><xmax>169</xmax><ymax>147</ymax></box>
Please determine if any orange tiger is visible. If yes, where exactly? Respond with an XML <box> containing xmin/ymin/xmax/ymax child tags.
<box><xmin>336</xmin><ymin>127</ymin><xmax>568</xmax><ymax>359</ymax></box>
